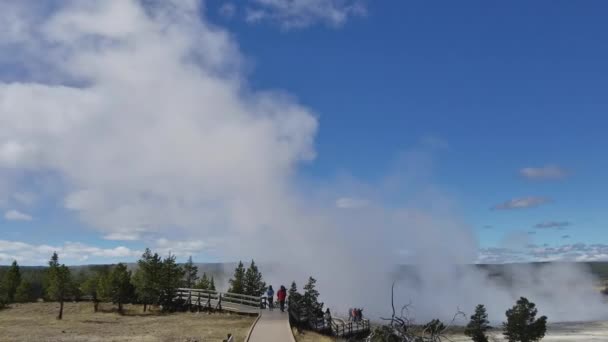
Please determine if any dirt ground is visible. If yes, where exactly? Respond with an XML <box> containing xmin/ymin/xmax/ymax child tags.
<box><xmin>292</xmin><ymin>328</ymin><xmax>335</xmax><ymax>342</ymax></box>
<box><xmin>0</xmin><ymin>302</ymin><xmax>255</xmax><ymax>342</ymax></box>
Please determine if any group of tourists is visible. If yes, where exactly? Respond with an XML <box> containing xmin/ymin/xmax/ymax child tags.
<box><xmin>348</xmin><ymin>308</ymin><xmax>364</xmax><ymax>322</ymax></box>
<box><xmin>266</xmin><ymin>285</ymin><xmax>287</xmax><ymax>312</ymax></box>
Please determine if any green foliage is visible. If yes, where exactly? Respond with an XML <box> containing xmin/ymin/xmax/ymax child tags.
<box><xmin>108</xmin><ymin>263</ymin><xmax>135</xmax><ymax>313</ymax></box>
<box><xmin>1</xmin><ymin>260</ymin><xmax>21</xmax><ymax>303</ymax></box>
<box><xmin>133</xmin><ymin>248</ymin><xmax>163</xmax><ymax>310</ymax></box>
<box><xmin>195</xmin><ymin>273</ymin><xmax>210</xmax><ymax>290</ymax></box>
<box><xmin>503</xmin><ymin>297</ymin><xmax>548</xmax><ymax>342</ymax></box>
<box><xmin>209</xmin><ymin>276</ymin><xmax>216</xmax><ymax>291</ymax></box>
<box><xmin>465</xmin><ymin>304</ymin><xmax>491</xmax><ymax>342</ymax></box>
<box><xmin>183</xmin><ymin>256</ymin><xmax>198</xmax><ymax>288</ymax></box>
<box><xmin>288</xmin><ymin>281</ymin><xmax>302</xmax><ymax>305</ymax></box>
<box><xmin>243</xmin><ymin>260</ymin><xmax>266</xmax><ymax>297</ymax></box>
<box><xmin>46</xmin><ymin>254</ymin><xmax>72</xmax><ymax>302</ymax></box>
<box><xmin>302</xmin><ymin>277</ymin><xmax>323</xmax><ymax>316</ymax></box>
<box><xmin>45</xmin><ymin>253</ymin><xmax>72</xmax><ymax>320</ymax></box>
<box><xmin>228</xmin><ymin>261</ymin><xmax>246</xmax><ymax>294</ymax></box>
<box><xmin>159</xmin><ymin>253</ymin><xmax>185</xmax><ymax>309</ymax></box>
<box><xmin>14</xmin><ymin>280</ymin><xmax>33</xmax><ymax>303</ymax></box>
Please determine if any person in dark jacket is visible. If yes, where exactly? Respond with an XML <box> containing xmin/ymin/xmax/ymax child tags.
<box><xmin>277</xmin><ymin>285</ymin><xmax>287</xmax><ymax>312</ymax></box>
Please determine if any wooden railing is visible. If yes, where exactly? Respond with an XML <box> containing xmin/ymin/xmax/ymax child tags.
<box><xmin>175</xmin><ymin>288</ymin><xmax>265</xmax><ymax>312</ymax></box>
<box><xmin>288</xmin><ymin>302</ymin><xmax>370</xmax><ymax>338</ymax></box>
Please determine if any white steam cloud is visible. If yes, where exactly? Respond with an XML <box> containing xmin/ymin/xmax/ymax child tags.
<box><xmin>0</xmin><ymin>0</ymin><xmax>606</xmax><ymax>325</ymax></box>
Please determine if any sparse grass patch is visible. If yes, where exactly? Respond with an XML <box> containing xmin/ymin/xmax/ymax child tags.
<box><xmin>0</xmin><ymin>302</ymin><xmax>255</xmax><ymax>342</ymax></box>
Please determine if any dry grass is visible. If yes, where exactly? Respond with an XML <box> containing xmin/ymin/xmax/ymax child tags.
<box><xmin>0</xmin><ymin>302</ymin><xmax>255</xmax><ymax>342</ymax></box>
<box><xmin>291</xmin><ymin>328</ymin><xmax>336</xmax><ymax>342</ymax></box>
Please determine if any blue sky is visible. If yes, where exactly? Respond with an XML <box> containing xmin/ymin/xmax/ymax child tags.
<box><xmin>0</xmin><ymin>0</ymin><xmax>607</xmax><ymax>265</ymax></box>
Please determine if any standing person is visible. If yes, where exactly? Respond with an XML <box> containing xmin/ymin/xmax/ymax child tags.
<box><xmin>266</xmin><ymin>286</ymin><xmax>274</xmax><ymax>311</ymax></box>
<box><xmin>277</xmin><ymin>285</ymin><xmax>287</xmax><ymax>312</ymax></box>
<box><xmin>324</xmin><ymin>308</ymin><xmax>332</xmax><ymax>327</ymax></box>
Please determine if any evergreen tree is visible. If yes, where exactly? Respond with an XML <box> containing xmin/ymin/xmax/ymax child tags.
<box><xmin>209</xmin><ymin>276</ymin><xmax>216</xmax><ymax>291</ymax></box>
<box><xmin>288</xmin><ymin>281</ymin><xmax>302</xmax><ymax>305</ymax></box>
<box><xmin>503</xmin><ymin>297</ymin><xmax>547</xmax><ymax>342</ymax></box>
<box><xmin>81</xmin><ymin>273</ymin><xmax>102</xmax><ymax>312</ymax></box>
<box><xmin>303</xmin><ymin>277</ymin><xmax>322</xmax><ymax>316</ymax></box>
<box><xmin>46</xmin><ymin>253</ymin><xmax>72</xmax><ymax>320</ymax></box>
<box><xmin>14</xmin><ymin>280</ymin><xmax>32</xmax><ymax>303</ymax></box>
<box><xmin>1</xmin><ymin>261</ymin><xmax>21</xmax><ymax>302</ymax></box>
<box><xmin>159</xmin><ymin>253</ymin><xmax>184</xmax><ymax>309</ymax></box>
<box><xmin>133</xmin><ymin>248</ymin><xmax>163</xmax><ymax>312</ymax></box>
<box><xmin>109</xmin><ymin>263</ymin><xmax>135</xmax><ymax>314</ymax></box>
<box><xmin>465</xmin><ymin>304</ymin><xmax>491</xmax><ymax>342</ymax></box>
<box><xmin>183</xmin><ymin>256</ymin><xmax>198</xmax><ymax>288</ymax></box>
<box><xmin>243</xmin><ymin>260</ymin><xmax>266</xmax><ymax>297</ymax></box>
<box><xmin>97</xmin><ymin>272</ymin><xmax>112</xmax><ymax>304</ymax></box>
<box><xmin>228</xmin><ymin>261</ymin><xmax>246</xmax><ymax>294</ymax></box>
<box><xmin>195</xmin><ymin>273</ymin><xmax>210</xmax><ymax>290</ymax></box>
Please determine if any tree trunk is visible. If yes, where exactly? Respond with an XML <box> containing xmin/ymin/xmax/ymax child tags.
<box><xmin>57</xmin><ymin>300</ymin><xmax>64</xmax><ymax>320</ymax></box>
<box><xmin>143</xmin><ymin>303</ymin><xmax>147</xmax><ymax>312</ymax></box>
<box><xmin>118</xmin><ymin>301</ymin><xmax>123</xmax><ymax>314</ymax></box>
<box><xmin>93</xmin><ymin>300</ymin><xmax>99</xmax><ymax>313</ymax></box>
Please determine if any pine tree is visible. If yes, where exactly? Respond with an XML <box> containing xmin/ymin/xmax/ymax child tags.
<box><xmin>14</xmin><ymin>280</ymin><xmax>32</xmax><ymax>303</ymax></box>
<box><xmin>97</xmin><ymin>272</ymin><xmax>112</xmax><ymax>304</ymax></box>
<box><xmin>183</xmin><ymin>256</ymin><xmax>199</xmax><ymax>288</ymax></box>
<box><xmin>288</xmin><ymin>281</ymin><xmax>302</xmax><ymax>305</ymax></box>
<box><xmin>465</xmin><ymin>304</ymin><xmax>491</xmax><ymax>342</ymax></box>
<box><xmin>503</xmin><ymin>297</ymin><xmax>547</xmax><ymax>342</ymax></box>
<box><xmin>109</xmin><ymin>263</ymin><xmax>135</xmax><ymax>314</ymax></box>
<box><xmin>243</xmin><ymin>260</ymin><xmax>266</xmax><ymax>297</ymax></box>
<box><xmin>303</xmin><ymin>277</ymin><xmax>322</xmax><ymax>316</ymax></box>
<box><xmin>228</xmin><ymin>261</ymin><xmax>246</xmax><ymax>294</ymax></box>
<box><xmin>133</xmin><ymin>248</ymin><xmax>163</xmax><ymax>312</ymax></box>
<box><xmin>195</xmin><ymin>273</ymin><xmax>210</xmax><ymax>290</ymax></box>
<box><xmin>81</xmin><ymin>273</ymin><xmax>102</xmax><ymax>312</ymax></box>
<box><xmin>1</xmin><ymin>261</ymin><xmax>21</xmax><ymax>303</ymax></box>
<box><xmin>46</xmin><ymin>253</ymin><xmax>72</xmax><ymax>320</ymax></box>
<box><xmin>209</xmin><ymin>276</ymin><xmax>216</xmax><ymax>291</ymax></box>
<box><xmin>159</xmin><ymin>253</ymin><xmax>184</xmax><ymax>310</ymax></box>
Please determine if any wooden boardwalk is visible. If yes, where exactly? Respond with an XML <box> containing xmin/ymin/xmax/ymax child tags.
<box><xmin>247</xmin><ymin>310</ymin><xmax>295</xmax><ymax>342</ymax></box>
<box><xmin>176</xmin><ymin>288</ymin><xmax>367</xmax><ymax>341</ymax></box>
<box><xmin>176</xmin><ymin>288</ymin><xmax>294</xmax><ymax>341</ymax></box>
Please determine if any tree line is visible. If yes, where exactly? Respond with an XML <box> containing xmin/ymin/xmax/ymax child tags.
<box><xmin>0</xmin><ymin>250</ymin><xmax>225</xmax><ymax>319</ymax></box>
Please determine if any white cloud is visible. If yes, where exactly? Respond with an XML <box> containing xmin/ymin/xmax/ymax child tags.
<box><xmin>335</xmin><ymin>197</ymin><xmax>369</xmax><ymax>209</ymax></box>
<box><xmin>0</xmin><ymin>0</ymin><xmax>317</xmax><ymax>241</ymax></box>
<box><xmin>519</xmin><ymin>165</ymin><xmax>568</xmax><ymax>180</ymax></box>
<box><xmin>0</xmin><ymin>239</ymin><xmax>140</xmax><ymax>265</ymax></box>
<box><xmin>492</xmin><ymin>196</ymin><xmax>551</xmax><ymax>210</ymax></box>
<box><xmin>12</xmin><ymin>192</ymin><xmax>36</xmax><ymax>206</ymax></box>
<box><xmin>103</xmin><ymin>232</ymin><xmax>141</xmax><ymax>241</ymax></box>
<box><xmin>245</xmin><ymin>0</ymin><xmax>366</xmax><ymax>29</ymax></box>
<box><xmin>478</xmin><ymin>243</ymin><xmax>608</xmax><ymax>263</ymax></box>
<box><xmin>4</xmin><ymin>209</ymin><xmax>32</xmax><ymax>221</ymax></box>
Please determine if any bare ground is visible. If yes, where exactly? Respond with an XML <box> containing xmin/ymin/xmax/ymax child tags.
<box><xmin>0</xmin><ymin>302</ymin><xmax>255</xmax><ymax>342</ymax></box>
<box><xmin>446</xmin><ymin>321</ymin><xmax>608</xmax><ymax>342</ymax></box>
<box><xmin>292</xmin><ymin>328</ymin><xmax>335</xmax><ymax>342</ymax></box>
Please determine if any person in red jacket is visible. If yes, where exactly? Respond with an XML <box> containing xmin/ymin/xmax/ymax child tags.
<box><xmin>277</xmin><ymin>285</ymin><xmax>287</xmax><ymax>312</ymax></box>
